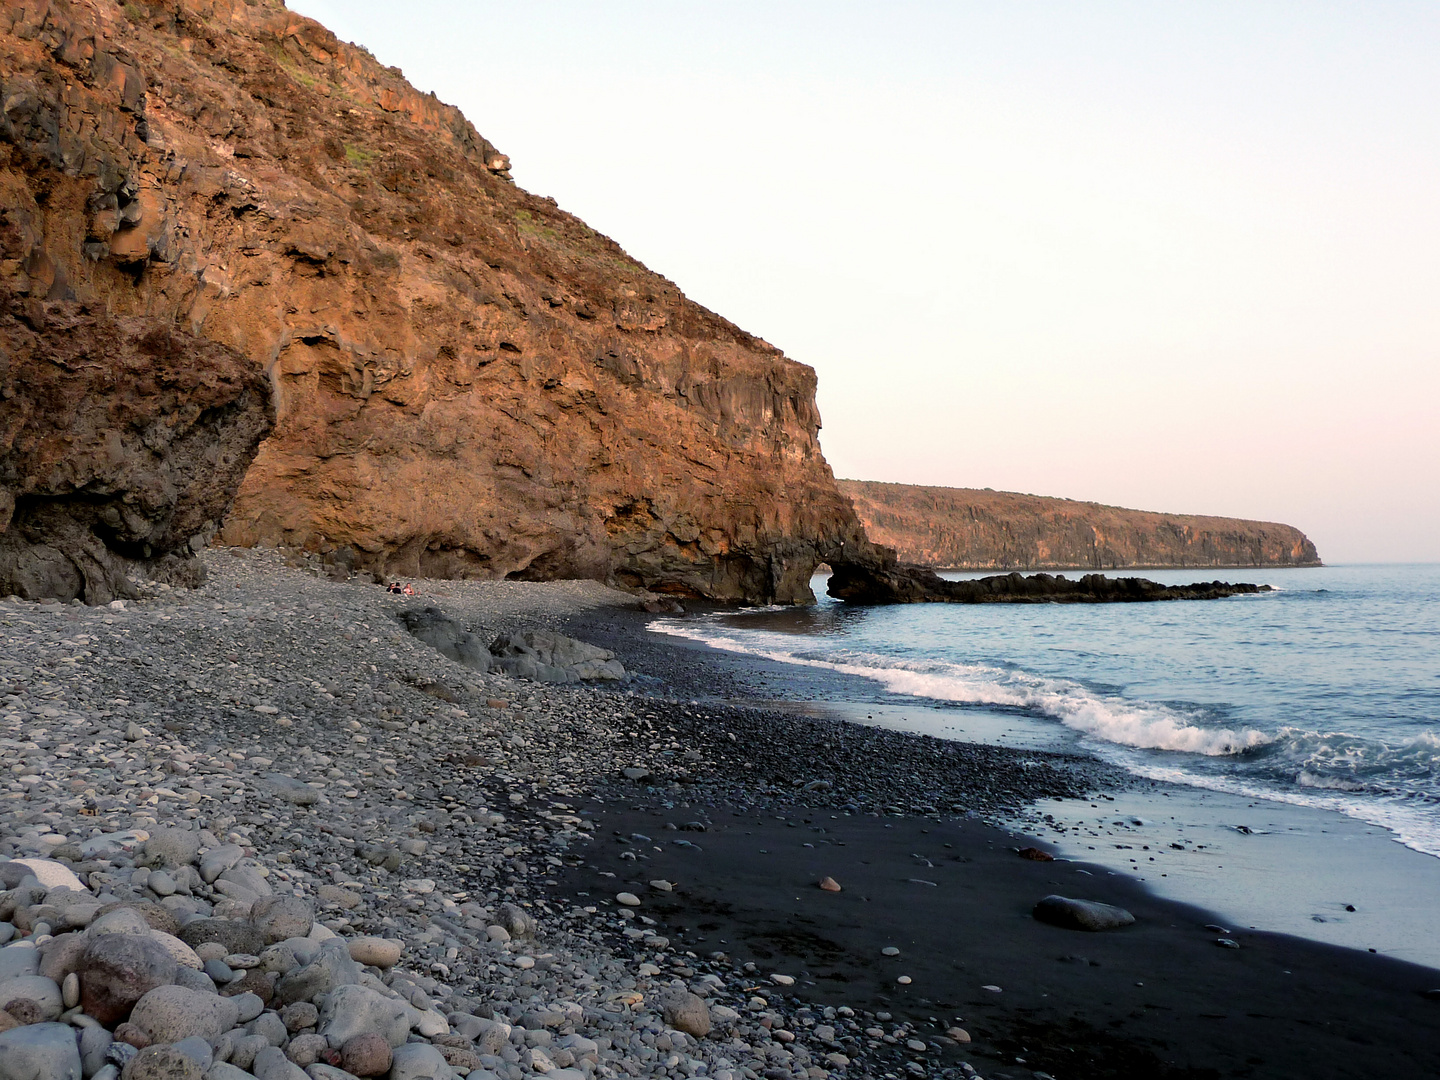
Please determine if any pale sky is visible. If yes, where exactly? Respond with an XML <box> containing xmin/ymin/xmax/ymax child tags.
<box><xmin>290</xmin><ymin>1</ymin><xmax>1440</xmax><ymax>563</ymax></box>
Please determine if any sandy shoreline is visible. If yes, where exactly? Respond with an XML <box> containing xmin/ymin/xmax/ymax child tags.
<box><xmin>1</xmin><ymin>550</ymin><xmax>1437</xmax><ymax>1080</ymax></box>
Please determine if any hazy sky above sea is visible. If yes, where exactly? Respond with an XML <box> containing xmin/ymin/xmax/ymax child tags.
<box><xmin>291</xmin><ymin>1</ymin><xmax>1439</xmax><ymax>563</ymax></box>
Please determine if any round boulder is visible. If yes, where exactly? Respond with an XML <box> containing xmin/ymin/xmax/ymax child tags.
<box><xmin>1032</xmin><ymin>895</ymin><xmax>1136</xmax><ymax>932</ymax></box>
<box><xmin>0</xmin><ymin>975</ymin><xmax>64</xmax><ymax>1023</ymax></box>
<box><xmin>496</xmin><ymin>903</ymin><xmax>534</xmax><ymax>940</ymax></box>
<box><xmin>176</xmin><ymin>919</ymin><xmax>264</xmax><ymax>957</ymax></box>
<box><xmin>120</xmin><ymin>1045</ymin><xmax>202</xmax><ymax>1080</ymax></box>
<box><xmin>79</xmin><ymin>933</ymin><xmax>179</xmax><ymax>1026</ymax></box>
<box><xmin>86</xmin><ymin>909</ymin><xmax>153</xmax><ymax>939</ymax></box>
<box><xmin>318</xmin><ymin>985</ymin><xmax>409</xmax><ymax>1049</ymax></box>
<box><xmin>249</xmin><ymin>897</ymin><xmax>313</xmax><ymax>946</ymax></box>
<box><xmin>386</xmin><ymin>1043</ymin><xmax>448</xmax><ymax>1080</ymax></box>
<box><xmin>143</xmin><ymin>830</ymin><xmax>201</xmax><ymax>870</ymax></box>
<box><xmin>661</xmin><ymin>992</ymin><xmax>712</xmax><ymax>1038</ymax></box>
<box><xmin>128</xmin><ymin>984</ymin><xmax>241</xmax><ymax>1044</ymax></box>
<box><xmin>0</xmin><ymin>1021</ymin><xmax>83</xmax><ymax>1080</ymax></box>
<box><xmin>283</xmin><ymin>1033</ymin><xmax>328</xmax><ymax>1067</ymax></box>
<box><xmin>344</xmin><ymin>937</ymin><xmax>401</xmax><ymax>969</ymax></box>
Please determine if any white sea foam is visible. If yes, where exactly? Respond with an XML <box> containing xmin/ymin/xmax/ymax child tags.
<box><xmin>651</xmin><ymin>618</ymin><xmax>1272</xmax><ymax>756</ymax></box>
<box><xmin>1120</xmin><ymin>761</ymin><xmax>1440</xmax><ymax>860</ymax></box>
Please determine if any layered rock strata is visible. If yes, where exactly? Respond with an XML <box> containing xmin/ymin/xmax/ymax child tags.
<box><xmin>839</xmin><ymin>481</ymin><xmax>1321</xmax><ymax>571</ymax></box>
<box><xmin>0</xmin><ymin>294</ymin><xmax>272</xmax><ymax>604</ymax></box>
<box><xmin>0</xmin><ymin>0</ymin><xmax>869</xmax><ymax>604</ymax></box>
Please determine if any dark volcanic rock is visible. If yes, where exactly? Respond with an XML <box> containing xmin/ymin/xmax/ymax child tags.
<box><xmin>827</xmin><ymin>563</ymin><xmax>1272</xmax><ymax>605</ymax></box>
<box><xmin>0</xmin><ymin>294</ymin><xmax>273</xmax><ymax>604</ymax></box>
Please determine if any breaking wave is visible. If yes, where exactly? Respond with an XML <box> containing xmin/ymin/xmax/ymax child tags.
<box><xmin>651</xmin><ymin>618</ymin><xmax>1272</xmax><ymax>756</ymax></box>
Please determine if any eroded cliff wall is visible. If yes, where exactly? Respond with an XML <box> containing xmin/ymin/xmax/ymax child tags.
<box><xmin>0</xmin><ymin>0</ymin><xmax>869</xmax><ymax>603</ymax></box>
<box><xmin>838</xmin><ymin>481</ymin><xmax>1321</xmax><ymax>571</ymax></box>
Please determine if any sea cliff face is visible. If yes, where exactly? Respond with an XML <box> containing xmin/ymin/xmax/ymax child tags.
<box><xmin>838</xmin><ymin>481</ymin><xmax>1321</xmax><ymax>571</ymax></box>
<box><xmin>0</xmin><ymin>0</ymin><xmax>868</xmax><ymax>603</ymax></box>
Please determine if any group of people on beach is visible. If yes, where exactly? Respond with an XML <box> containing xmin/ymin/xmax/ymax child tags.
<box><xmin>386</xmin><ymin>581</ymin><xmax>416</xmax><ymax>596</ymax></box>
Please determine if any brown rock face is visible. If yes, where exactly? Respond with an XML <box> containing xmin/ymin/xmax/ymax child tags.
<box><xmin>838</xmin><ymin>481</ymin><xmax>1321</xmax><ymax>571</ymax></box>
<box><xmin>0</xmin><ymin>0</ymin><xmax>868</xmax><ymax>603</ymax></box>
<box><xmin>0</xmin><ymin>294</ymin><xmax>273</xmax><ymax>603</ymax></box>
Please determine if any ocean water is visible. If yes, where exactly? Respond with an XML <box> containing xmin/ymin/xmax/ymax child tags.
<box><xmin>652</xmin><ymin>564</ymin><xmax>1440</xmax><ymax>858</ymax></box>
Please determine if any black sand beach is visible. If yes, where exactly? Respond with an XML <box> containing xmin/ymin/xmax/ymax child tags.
<box><xmin>564</xmin><ymin>797</ymin><xmax>1440</xmax><ymax>1080</ymax></box>
<box><xmin>552</xmin><ymin>604</ymin><xmax>1440</xmax><ymax>1080</ymax></box>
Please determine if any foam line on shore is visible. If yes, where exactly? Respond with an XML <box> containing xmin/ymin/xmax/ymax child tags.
<box><xmin>650</xmin><ymin>617</ymin><xmax>1271</xmax><ymax>756</ymax></box>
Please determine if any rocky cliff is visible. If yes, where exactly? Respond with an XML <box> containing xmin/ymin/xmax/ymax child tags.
<box><xmin>0</xmin><ymin>292</ymin><xmax>273</xmax><ymax>603</ymax></box>
<box><xmin>0</xmin><ymin>0</ymin><xmax>869</xmax><ymax>604</ymax></box>
<box><xmin>838</xmin><ymin>481</ymin><xmax>1321</xmax><ymax>571</ymax></box>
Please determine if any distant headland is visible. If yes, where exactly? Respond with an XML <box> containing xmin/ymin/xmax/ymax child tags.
<box><xmin>838</xmin><ymin>480</ymin><xmax>1321</xmax><ymax>571</ymax></box>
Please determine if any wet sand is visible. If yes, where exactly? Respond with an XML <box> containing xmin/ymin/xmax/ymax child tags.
<box><xmin>565</xmin><ymin>796</ymin><xmax>1440</xmax><ymax>1080</ymax></box>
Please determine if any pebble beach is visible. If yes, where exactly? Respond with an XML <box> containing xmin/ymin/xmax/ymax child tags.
<box><xmin>2</xmin><ymin>548</ymin><xmax>1438</xmax><ymax>1080</ymax></box>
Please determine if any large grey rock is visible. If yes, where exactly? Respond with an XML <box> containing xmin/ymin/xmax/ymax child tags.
<box><xmin>128</xmin><ymin>985</ymin><xmax>241</xmax><ymax>1043</ymax></box>
<box><xmin>169</xmin><ymin>1039</ymin><xmax>212</xmax><ymax>1073</ymax></box>
<box><xmin>120</xmin><ymin>1046</ymin><xmax>202</xmax><ymax>1080</ymax></box>
<box><xmin>259</xmin><ymin>776</ymin><xmax>319</xmax><ymax>808</ymax></box>
<box><xmin>146</xmin><ymin>934</ymin><xmax>202</xmax><ymax>972</ymax></box>
<box><xmin>0</xmin><ymin>974</ymin><xmax>64</xmax><ymax>1022</ymax></box>
<box><xmin>317</xmin><ymin>985</ymin><xmax>409</xmax><ymax>1048</ymax></box>
<box><xmin>661</xmin><ymin>992</ymin><xmax>711</xmax><ymax>1038</ymax></box>
<box><xmin>464</xmin><ymin>1020</ymin><xmax>511</xmax><ymax>1057</ymax></box>
<box><xmin>78</xmin><ymin>832</ymin><xmax>148</xmax><ymax>861</ymax></box>
<box><xmin>386</xmin><ymin>1045</ymin><xmax>451</xmax><ymax>1080</ymax></box>
<box><xmin>495</xmin><ymin>904</ymin><xmax>534</xmax><ymax>941</ymax></box>
<box><xmin>279</xmin><ymin>1001</ymin><xmax>318</xmax><ymax>1032</ymax></box>
<box><xmin>79</xmin><ymin>933</ymin><xmax>179</xmax><ymax>1026</ymax></box>
<box><xmin>0</xmin><ymin>1022</ymin><xmax>83</xmax><ymax>1080</ymax></box>
<box><xmin>0</xmin><ymin>945</ymin><xmax>40</xmax><ymax>980</ymax></box>
<box><xmin>488</xmin><ymin>631</ymin><xmax>625</xmax><ymax>682</ymax></box>
<box><xmin>170</xmin><ymin>968</ymin><xmax>217</xmax><ymax>996</ymax></box>
<box><xmin>176</xmin><ymin>921</ymin><xmax>264</xmax><ymax>957</ymax></box>
<box><xmin>1032</xmin><ymin>895</ymin><xmax>1136</xmax><ymax>932</ymax></box>
<box><xmin>250</xmin><ymin>1047</ymin><xmax>307</xmax><ymax>1080</ymax></box>
<box><xmin>215</xmin><ymin>862</ymin><xmax>271</xmax><ymax>900</ymax></box>
<box><xmin>343</xmin><ymin>939</ymin><xmax>400</xmax><ymax>969</ymax></box>
<box><xmin>203</xmin><ymin>1066</ymin><xmax>251</xmax><ymax>1080</ymax></box>
<box><xmin>143</xmin><ymin>831</ymin><xmax>201</xmax><ymax>871</ymax></box>
<box><xmin>396</xmin><ymin>609</ymin><xmax>494</xmax><ymax>673</ymax></box>
<box><xmin>198</xmin><ymin>848</ymin><xmax>244</xmax><ymax>886</ymax></box>
<box><xmin>232</xmin><ymin>992</ymin><xmax>265</xmax><ymax>1024</ymax></box>
<box><xmin>249</xmin><ymin>897</ymin><xmax>312</xmax><ymax>946</ymax></box>
<box><xmin>274</xmin><ymin>941</ymin><xmax>358</xmax><ymax>1006</ymax></box>
<box><xmin>282</xmin><ymin>1035</ymin><xmax>327</xmax><ymax>1068</ymax></box>
<box><xmin>225</xmin><ymin>1035</ymin><xmax>270</xmax><ymax>1072</ymax></box>
<box><xmin>37</xmin><ymin>936</ymin><xmax>88</xmax><ymax>984</ymax></box>
<box><xmin>79</xmin><ymin>1025</ymin><xmax>112</xmax><ymax>1078</ymax></box>
<box><xmin>246</xmin><ymin>1011</ymin><xmax>288</xmax><ymax>1048</ymax></box>
<box><xmin>7</xmin><ymin>861</ymin><xmax>84</xmax><ymax>893</ymax></box>
<box><xmin>86</xmin><ymin>911</ymin><xmax>152</xmax><ymax>939</ymax></box>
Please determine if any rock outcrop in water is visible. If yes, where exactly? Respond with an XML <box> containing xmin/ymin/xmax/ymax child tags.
<box><xmin>826</xmin><ymin>563</ymin><xmax>1272</xmax><ymax>605</ymax></box>
<box><xmin>0</xmin><ymin>0</ymin><xmax>868</xmax><ymax>604</ymax></box>
<box><xmin>0</xmin><ymin>293</ymin><xmax>272</xmax><ymax>603</ymax></box>
<box><xmin>839</xmin><ymin>480</ymin><xmax>1321</xmax><ymax>570</ymax></box>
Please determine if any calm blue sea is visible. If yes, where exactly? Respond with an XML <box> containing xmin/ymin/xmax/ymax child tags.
<box><xmin>653</xmin><ymin>564</ymin><xmax>1440</xmax><ymax>858</ymax></box>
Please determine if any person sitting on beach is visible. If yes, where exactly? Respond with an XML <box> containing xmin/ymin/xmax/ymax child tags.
<box><xmin>387</xmin><ymin>581</ymin><xmax>402</xmax><ymax>594</ymax></box>
<box><xmin>403</xmin><ymin>583</ymin><xmax>416</xmax><ymax>596</ymax></box>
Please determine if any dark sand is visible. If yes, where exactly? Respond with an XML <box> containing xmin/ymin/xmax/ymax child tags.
<box><xmin>553</xmin><ymin>602</ymin><xmax>1440</xmax><ymax>1079</ymax></box>
<box><xmin>565</xmin><ymin>798</ymin><xmax>1440</xmax><ymax>1080</ymax></box>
